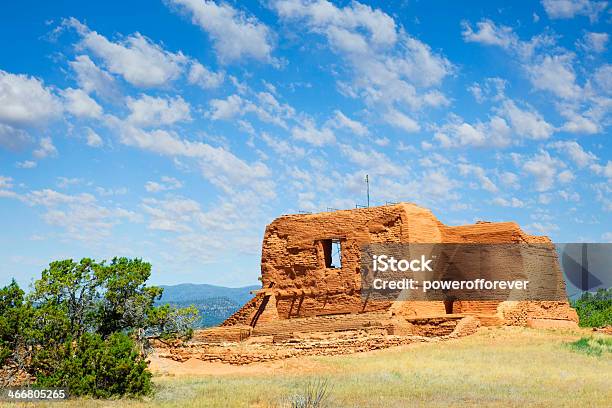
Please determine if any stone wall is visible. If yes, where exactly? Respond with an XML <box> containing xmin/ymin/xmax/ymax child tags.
<box><xmin>157</xmin><ymin>316</ymin><xmax>481</xmax><ymax>365</ymax></box>
<box><xmin>223</xmin><ymin>203</ymin><xmax>577</xmax><ymax>327</ymax></box>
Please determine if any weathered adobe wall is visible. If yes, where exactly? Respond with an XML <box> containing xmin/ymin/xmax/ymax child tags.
<box><xmin>259</xmin><ymin>203</ymin><xmax>445</xmax><ymax>319</ymax></box>
<box><xmin>224</xmin><ymin>202</ymin><xmax>576</xmax><ymax>327</ymax></box>
<box><xmin>389</xmin><ymin>214</ymin><xmax>573</xmax><ymax>320</ymax></box>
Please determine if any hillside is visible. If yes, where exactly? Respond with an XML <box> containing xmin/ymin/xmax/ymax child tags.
<box><xmin>158</xmin><ymin>283</ymin><xmax>259</xmax><ymax>327</ymax></box>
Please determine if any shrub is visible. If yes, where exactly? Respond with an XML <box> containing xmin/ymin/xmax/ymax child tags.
<box><xmin>567</xmin><ymin>337</ymin><xmax>612</xmax><ymax>356</ymax></box>
<box><xmin>34</xmin><ymin>332</ymin><xmax>152</xmax><ymax>398</ymax></box>
<box><xmin>571</xmin><ymin>288</ymin><xmax>612</xmax><ymax>327</ymax></box>
<box><xmin>288</xmin><ymin>378</ymin><xmax>332</xmax><ymax>408</ymax></box>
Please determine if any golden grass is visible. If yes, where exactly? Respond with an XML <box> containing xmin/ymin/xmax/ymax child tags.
<box><xmin>16</xmin><ymin>327</ymin><xmax>612</xmax><ymax>408</ymax></box>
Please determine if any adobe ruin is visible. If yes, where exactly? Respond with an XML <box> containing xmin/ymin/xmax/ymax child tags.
<box><xmin>224</xmin><ymin>203</ymin><xmax>577</xmax><ymax>328</ymax></box>
<box><xmin>156</xmin><ymin>203</ymin><xmax>578</xmax><ymax>364</ymax></box>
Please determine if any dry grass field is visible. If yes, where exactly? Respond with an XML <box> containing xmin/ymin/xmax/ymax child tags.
<box><xmin>13</xmin><ymin>326</ymin><xmax>612</xmax><ymax>408</ymax></box>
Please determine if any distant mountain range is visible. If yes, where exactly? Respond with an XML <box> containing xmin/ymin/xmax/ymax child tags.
<box><xmin>158</xmin><ymin>283</ymin><xmax>260</xmax><ymax>327</ymax></box>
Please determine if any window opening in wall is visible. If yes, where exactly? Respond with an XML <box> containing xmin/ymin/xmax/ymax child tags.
<box><xmin>322</xmin><ymin>239</ymin><xmax>342</xmax><ymax>268</ymax></box>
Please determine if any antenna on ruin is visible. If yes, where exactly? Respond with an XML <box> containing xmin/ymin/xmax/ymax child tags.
<box><xmin>365</xmin><ymin>174</ymin><xmax>370</xmax><ymax>207</ymax></box>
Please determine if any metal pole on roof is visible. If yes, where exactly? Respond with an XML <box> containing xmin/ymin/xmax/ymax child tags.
<box><xmin>365</xmin><ymin>174</ymin><xmax>370</xmax><ymax>208</ymax></box>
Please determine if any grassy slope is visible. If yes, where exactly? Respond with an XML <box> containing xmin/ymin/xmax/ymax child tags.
<box><xmin>31</xmin><ymin>327</ymin><xmax>611</xmax><ymax>407</ymax></box>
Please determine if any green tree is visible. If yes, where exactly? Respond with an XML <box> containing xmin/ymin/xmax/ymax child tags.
<box><xmin>0</xmin><ymin>280</ymin><xmax>25</xmax><ymax>365</ymax></box>
<box><xmin>571</xmin><ymin>288</ymin><xmax>612</xmax><ymax>327</ymax></box>
<box><xmin>1</xmin><ymin>257</ymin><xmax>199</xmax><ymax>397</ymax></box>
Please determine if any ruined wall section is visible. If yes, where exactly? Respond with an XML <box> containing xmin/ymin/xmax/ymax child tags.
<box><xmin>257</xmin><ymin>204</ymin><xmax>447</xmax><ymax>319</ymax></box>
<box><xmin>394</xmin><ymin>219</ymin><xmax>575</xmax><ymax>322</ymax></box>
<box><xmin>260</xmin><ymin>206</ymin><xmax>401</xmax><ymax>318</ymax></box>
<box><xmin>220</xmin><ymin>294</ymin><xmax>265</xmax><ymax>327</ymax></box>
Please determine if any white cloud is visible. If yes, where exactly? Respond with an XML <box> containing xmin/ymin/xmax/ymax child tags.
<box><xmin>468</xmin><ymin>78</ymin><xmax>507</xmax><ymax>103</ymax></box>
<box><xmin>549</xmin><ymin>140</ymin><xmax>597</xmax><ymax>167</ymax></box>
<box><xmin>461</xmin><ymin>19</ymin><xmax>547</xmax><ymax>59</ymax></box>
<box><xmin>127</xmin><ymin>94</ymin><xmax>191</xmax><ymax>127</ymax></box>
<box><xmin>26</xmin><ymin>188</ymin><xmax>94</xmax><ymax>206</ymax></box>
<box><xmin>0</xmin><ymin>70</ymin><xmax>62</xmax><ymax>126</ymax></box>
<box><xmin>94</xmin><ymin>186</ymin><xmax>128</xmax><ymax>197</ymax></box>
<box><xmin>24</xmin><ymin>188</ymin><xmax>139</xmax><ymax>241</ymax></box>
<box><xmin>144</xmin><ymin>182</ymin><xmax>168</xmax><ymax>193</ymax></box>
<box><xmin>0</xmin><ymin>123</ymin><xmax>31</xmax><ymax>151</ymax></box>
<box><xmin>0</xmin><ymin>176</ymin><xmax>13</xmax><ymax>189</ymax></box>
<box><xmin>522</xmin><ymin>150</ymin><xmax>563</xmax><ymax>191</ymax></box>
<box><xmin>602</xmin><ymin>162</ymin><xmax>612</xmax><ymax>178</ymax></box>
<box><xmin>260</xmin><ymin>132</ymin><xmax>305</xmax><ymax>157</ymax></box>
<box><xmin>461</xmin><ymin>19</ymin><xmax>516</xmax><ymax>49</ymax></box>
<box><xmin>498</xmin><ymin>100</ymin><xmax>554</xmax><ymax>140</ymax></box>
<box><xmin>558</xmin><ymin>190</ymin><xmax>580</xmax><ymax>201</ymax></box>
<box><xmin>559</xmin><ymin>108</ymin><xmax>600</xmax><ymax>134</ymax></box>
<box><xmin>526</xmin><ymin>54</ymin><xmax>582</xmax><ymax>100</ymax></box>
<box><xmin>33</xmin><ymin>137</ymin><xmax>58</xmax><ymax>159</ymax></box>
<box><xmin>422</xmin><ymin>170</ymin><xmax>457</xmax><ymax>198</ymax></box>
<box><xmin>142</xmin><ymin>196</ymin><xmax>201</xmax><ymax>232</ymax></box>
<box><xmin>209</xmin><ymin>94</ymin><xmax>244</xmax><ymax>120</ymax></box>
<box><xmin>272</xmin><ymin>0</ymin><xmax>452</xmax><ymax>111</ymax></box>
<box><xmin>208</xmin><ymin>92</ymin><xmax>293</xmax><ymax>128</ymax></box>
<box><xmin>558</xmin><ymin>169</ymin><xmax>575</xmax><ymax>183</ymax></box>
<box><xmin>61</xmin><ymin>88</ymin><xmax>103</xmax><ymax>118</ymax></box>
<box><xmin>541</xmin><ymin>0</ymin><xmax>608</xmax><ymax>22</ymax></box>
<box><xmin>383</xmin><ymin>109</ymin><xmax>420</xmax><ymax>133</ymax></box>
<box><xmin>591</xmin><ymin>161</ymin><xmax>612</xmax><ymax>179</ymax></box>
<box><xmin>187</xmin><ymin>61</ymin><xmax>224</xmax><ymax>89</ymax></box>
<box><xmin>56</xmin><ymin>177</ymin><xmax>83</xmax><ymax>188</ymax></box>
<box><xmin>85</xmin><ymin>128</ymin><xmax>103</xmax><ymax>147</ymax></box>
<box><xmin>16</xmin><ymin>160</ymin><xmax>37</xmax><ymax>169</ymax></box>
<box><xmin>167</xmin><ymin>0</ymin><xmax>274</xmax><ymax>63</ymax></box>
<box><xmin>580</xmin><ymin>32</ymin><xmax>608</xmax><ymax>53</ymax></box>
<box><xmin>111</xmin><ymin>119</ymin><xmax>273</xmax><ymax>197</ymax></box>
<box><xmin>69</xmin><ymin>55</ymin><xmax>119</xmax><ymax>99</ymax></box>
<box><xmin>458</xmin><ymin>164</ymin><xmax>498</xmax><ymax>192</ymax></box>
<box><xmin>68</xmin><ymin>18</ymin><xmax>186</xmax><ymax>88</ymax></box>
<box><xmin>139</xmin><ymin>196</ymin><xmax>258</xmax><ymax>262</ymax></box>
<box><xmin>291</xmin><ymin>120</ymin><xmax>335</xmax><ymax>146</ymax></box>
<box><xmin>339</xmin><ymin>144</ymin><xmax>404</xmax><ymax>177</ymax></box>
<box><xmin>274</xmin><ymin>0</ymin><xmax>397</xmax><ymax>46</ymax></box>
<box><xmin>461</xmin><ymin>19</ymin><xmax>584</xmax><ymax>102</ymax></box>
<box><xmin>436</xmin><ymin>116</ymin><xmax>511</xmax><ymax>148</ymax></box>
<box><xmin>499</xmin><ymin>171</ymin><xmax>520</xmax><ymax>189</ymax></box>
<box><xmin>526</xmin><ymin>221</ymin><xmax>559</xmax><ymax>235</ymax></box>
<box><xmin>375</xmin><ymin>137</ymin><xmax>390</xmax><ymax>147</ymax></box>
<box><xmin>254</xmin><ymin>91</ymin><xmax>296</xmax><ymax>126</ymax></box>
<box><xmin>329</xmin><ymin>110</ymin><xmax>368</xmax><ymax>136</ymax></box>
<box><xmin>462</xmin><ymin>22</ymin><xmax>605</xmax><ymax>134</ymax></box>
<box><xmin>145</xmin><ymin>176</ymin><xmax>184</xmax><ymax>193</ymax></box>
<box><xmin>592</xmin><ymin>64</ymin><xmax>612</xmax><ymax>94</ymax></box>
<box><xmin>0</xmin><ymin>189</ymin><xmax>19</xmax><ymax>200</ymax></box>
<box><xmin>492</xmin><ymin>197</ymin><xmax>525</xmax><ymax>207</ymax></box>
<box><xmin>454</xmin><ymin>123</ymin><xmax>487</xmax><ymax>146</ymax></box>
<box><xmin>539</xmin><ymin>193</ymin><xmax>553</xmax><ymax>204</ymax></box>
<box><xmin>468</xmin><ymin>83</ymin><xmax>484</xmax><ymax>103</ymax></box>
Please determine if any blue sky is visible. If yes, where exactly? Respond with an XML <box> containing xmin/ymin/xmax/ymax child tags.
<box><xmin>0</xmin><ymin>0</ymin><xmax>610</xmax><ymax>288</ymax></box>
